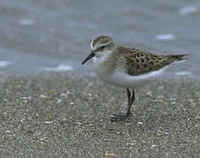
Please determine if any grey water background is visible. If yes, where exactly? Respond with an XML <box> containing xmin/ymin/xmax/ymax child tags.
<box><xmin>0</xmin><ymin>0</ymin><xmax>200</xmax><ymax>78</ymax></box>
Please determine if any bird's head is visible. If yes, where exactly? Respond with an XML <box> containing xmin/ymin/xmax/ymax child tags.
<box><xmin>82</xmin><ymin>35</ymin><xmax>116</xmax><ymax>64</ymax></box>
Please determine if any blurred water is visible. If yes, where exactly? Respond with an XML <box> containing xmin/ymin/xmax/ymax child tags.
<box><xmin>0</xmin><ymin>0</ymin><xmax>199</xmax><ymax>78</ymax></box>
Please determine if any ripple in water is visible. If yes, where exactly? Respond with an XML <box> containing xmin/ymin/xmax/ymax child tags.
<box><xmin>0</xmin><ymin>61</ymin><xmax>11</xmax><ymax>68</ymax></box>
<box><xmin>43</xmin><ymin>64</ymin><xmax>73</xmax><ymax>72</ymax></box>
<box><xmin>155</xmin><ymin>34</ymin><xmax>175</xmax><ymax>41</ymax></box>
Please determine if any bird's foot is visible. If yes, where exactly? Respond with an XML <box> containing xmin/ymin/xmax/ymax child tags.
<box><xmin>110</xmin><ymin>112</ymin><xmax>132</xmax><ymax>122</ymax></box>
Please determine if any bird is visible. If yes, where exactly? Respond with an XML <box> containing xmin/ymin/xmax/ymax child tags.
<box><xmin>82</xmin><ymin>35</ymin><xmax>187</xmax><ymax>121</ymax></box>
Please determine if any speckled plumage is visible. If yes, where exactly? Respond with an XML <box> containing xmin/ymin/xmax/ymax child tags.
<box><xmin>117</xmin><ymin>46</ymin><xmax>186</xmax><ymax>76</ymax></box>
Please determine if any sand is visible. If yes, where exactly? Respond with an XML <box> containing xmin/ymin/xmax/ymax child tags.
<box><xmin>0</xmin><ymin>72</ymin><xmax>199</xmax><ymax>157</ymax></box>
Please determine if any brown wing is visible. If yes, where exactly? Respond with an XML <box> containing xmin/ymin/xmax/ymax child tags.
<box><xmin>118</xmin><ymin>47</ymin><xmax>186</xmax><ymax>76</ymax></box>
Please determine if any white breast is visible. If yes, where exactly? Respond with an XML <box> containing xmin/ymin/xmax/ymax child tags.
<box><xmin>96</xmin><ymin>67</ymin><xmax>166</xmax><ymax>88</ymax></box>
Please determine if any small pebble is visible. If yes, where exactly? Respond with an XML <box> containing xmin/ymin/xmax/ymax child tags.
<box><xmin>40</xmin><ymin>94</ymin><xmax>47</xmax><ymax>98</ymax></box>
<box><xmin>137</xmin><ymin>121</ymin><xmax>143</xmax><ymax>125</ymax></box>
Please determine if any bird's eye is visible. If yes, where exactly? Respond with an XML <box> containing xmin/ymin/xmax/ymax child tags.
<box><xmin>101</xmin><ymin>46</ymin><xmax>105</xmax><ymax>49</ymax></box>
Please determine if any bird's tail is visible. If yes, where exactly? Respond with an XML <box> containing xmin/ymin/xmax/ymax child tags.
<box><xmin>168</xmin><ymin>54</ymin><xmax>188</xmax><ymax>61</ymax></box>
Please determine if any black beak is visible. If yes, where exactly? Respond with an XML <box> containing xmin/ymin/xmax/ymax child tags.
<box><xmin>81</xmin><ymin>52</ymin><xmax>95</xmax><ymax>65</ymax></box>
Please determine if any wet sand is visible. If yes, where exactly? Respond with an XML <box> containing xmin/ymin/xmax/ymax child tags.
<box><xmin>0</xmin><ymin>72</ymin><xmax>200</xmax><ymax>157</ymax></box>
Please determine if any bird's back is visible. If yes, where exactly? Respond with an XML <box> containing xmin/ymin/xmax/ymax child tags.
<box><xmin>118</xmin><ymin>46</ymin><xmax>187</xmax><ymax>76</ymax></box>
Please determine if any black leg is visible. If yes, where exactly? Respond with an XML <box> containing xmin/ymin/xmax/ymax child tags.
<box><xmin>126</xmin><ymin>89</ymin><xmax>135</xmax><ymax>116</ymax></box>
<box><xmin>127</xmin><ymin>88</ymin><xmax>131</xmax><ymax>105</ymax></box>
<box><xmin>111</xmin><ymin>88</ymin><xmax>135</xmax><ymax>122</ymax></box>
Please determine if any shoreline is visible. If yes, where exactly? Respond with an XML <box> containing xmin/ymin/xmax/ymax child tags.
<box><xmin>0</xmin><ymin>72</ymin><xmax>200</xmax><ymax>157</ymax></box>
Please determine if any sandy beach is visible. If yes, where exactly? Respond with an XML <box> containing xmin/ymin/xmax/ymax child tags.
<box><xmin>0</xmin><ymin>72</ymin><xmax>199</xmax><ymax>157</ymax></box>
